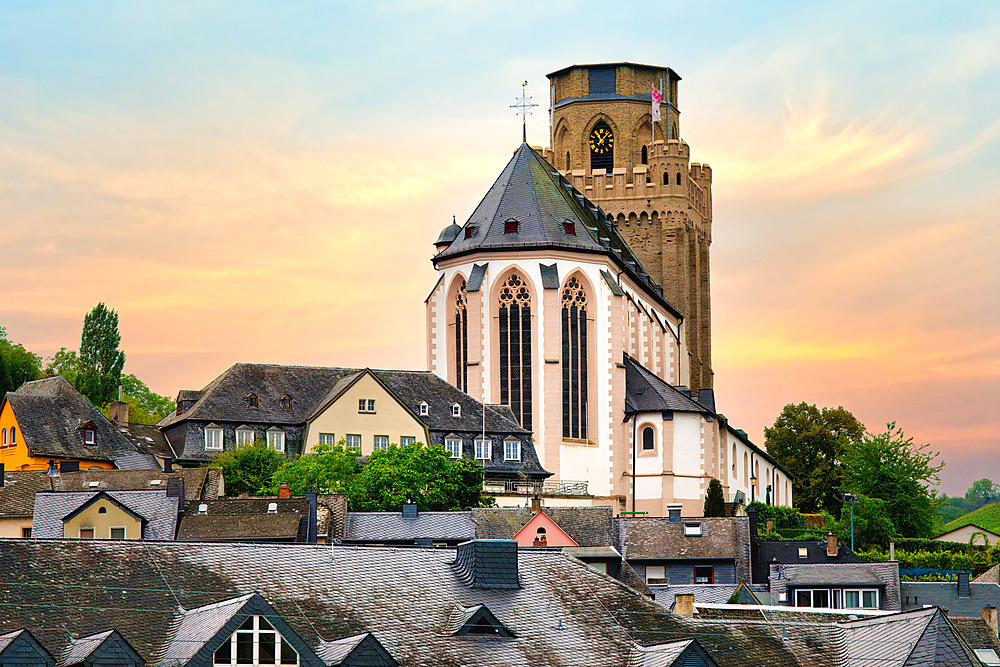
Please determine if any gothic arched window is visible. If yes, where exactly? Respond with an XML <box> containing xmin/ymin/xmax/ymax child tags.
<box><xmin>565</xmin><ymin>151</ymin><xmax>571</xmax><ymax>170</ymax></box>
<box><xmin>562</xmin><ymin>276</ymin><xmax>588</xmax><ymax>439</ymax></box>
<box><xmin>641</xmin><ymin>145</ymin><xmax>648</xmax><ymax>164</ymax></box>
<box><xmin>589</xmin><ymin>121</ymin><xmax>614</xmax><ymax>172</ymax></box>
<box><xmin>663</xmin><ymin>172</ymin><xmax>669</xmax><ymax>186</ymax></box>
<box><xmin>676</xmin><ymin>171</ymin><xmax>682</xmax><ymax>186</ymax></box>
<box><xmin>642</xmin><ymin>426</ymin><xmax>654</xmax><ymax>450</ymax></box>
<box><xmin>454</xmin><ymin>280</ymin><xmax>468</xmax><ymax>393</ymax></box>
<box><xmin>498</xmin><ymin>273</ymin><xmax>532</xmax><ymax>430</ymax></box>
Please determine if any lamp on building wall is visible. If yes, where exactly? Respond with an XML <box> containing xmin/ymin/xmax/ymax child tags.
<box><xmin>750</xmin><ymin>471</ymin><xmax>757</xmax><ymax>503</ymax></box>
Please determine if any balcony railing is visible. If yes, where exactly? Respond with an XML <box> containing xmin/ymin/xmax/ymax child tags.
<box><xmin>483</xmin><ymin>479</ymin><xmax>589</xmax><ymax>496</ymax></box>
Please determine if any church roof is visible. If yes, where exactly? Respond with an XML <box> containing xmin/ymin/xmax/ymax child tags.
<box><xmin>434</xmin><ymin>144</ymin><xmax>678</xmax><ymax>317</ymax></box>
<box><xmin>623</xmin><ymin>355</ymin><xmax>713</xmax><ymax>415</ymax></box>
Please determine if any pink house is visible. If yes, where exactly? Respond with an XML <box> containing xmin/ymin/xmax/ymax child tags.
<box><xmin>512</xmin><ymin>511</ymin><xmax>579</xmax><ymax>548</ymax></box>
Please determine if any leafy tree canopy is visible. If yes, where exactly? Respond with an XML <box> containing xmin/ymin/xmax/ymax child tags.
<box><xmin>0</xmin><ymin>327</ymin><xmax>43</xmax><ymax>400</ymax></box>
<box><xmin>114</xmin><ymin>374</ymin><xmax>175</xmax><ymax>425</ymax></box>
<box><xmin>764</xmin><ymin>402</ymin><xmax>865</xmax><ymax>514</ymax></box>
<box><xmin>704</xmin><ymin>478</ymin><xmax>727</xmax><ymax>517</ymax></box>
<box><xmin>208</xmin><ymin>441</ymin><xmax>288</xmax><ymax>496</ymax></box>
<box><xmin>45</xmin><ymin>347</ymin><xmax>80</xmax><ymax>386</ymax></box>
<box><xmin>967</xmin><ymin>479</ymin><xmax>1000</xmax><ymax>503</ymax></box>
<box><xmin>273</xmin><ymin>441</ymin><xmax>496</xmax><ymax>511</ymax></box>
<box><xmin>840</xmin><ymin>422</ymin><xmax>944</xmax><ymax>539</ymax></box>
<box><xmin>77</xmin><ymin>303</ymin><xmax>126</xmax><ymax>407</ymax></box>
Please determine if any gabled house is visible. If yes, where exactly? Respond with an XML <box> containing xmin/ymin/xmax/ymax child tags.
<box><xmin>0</xmin><ymin>376</ymin><xmax>154</xmax><ymax>472</ymax></box>
<box><xmin>32</xmin><ymin>489</ymin><xmax>181</xmax><ymax>540</ymax></box>
<box><xmin>176</xmin><ymin>495</ymin><xmax>321</xmax><ymax>544</ymax></box>
<box><xmin>160</xmin><ymin>364</ymin><xmax>550</xmax><ymax>486</ymax></box>
<box><xmin>901</xmin><ymin>572</ymin><xmax>1000</xmax><ymax>617</ymax></box>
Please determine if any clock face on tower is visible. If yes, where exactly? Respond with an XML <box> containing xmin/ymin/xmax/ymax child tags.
<box><xmin>589</xmin><ymin>126</ymin><xmax>614</xmax><ymax>154</ymax></box>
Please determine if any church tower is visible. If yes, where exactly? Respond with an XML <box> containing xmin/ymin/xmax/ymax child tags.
<box><xmin>545</xmin><ymin>63</ymin><xmax>714</xmax><ymax>394</ymax></box>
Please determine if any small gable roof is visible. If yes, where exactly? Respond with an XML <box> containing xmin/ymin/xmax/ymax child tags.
<box><xmin>628</xmin><ymin>639</ymin><xmax>718</xmax><ymax>667</ymax></box>
<box><xmin>60</xmin><ymin>629</ymin><xmax>143</xmax><ymax>667</ymax></box>
<box><xmin>315</xmin><ymin>633</ymin><xmax>398</xmax><ymax>667</ymax></box>
<box><xmin>0</xmin><ymin>629</ymin><xmax>56</xmax><ymax>666</ymax></box>
<box><xmin>624</xmin><ymin>355</ymin><xmax>713</xmax><ymax>415</ymax></box>
<box><xmin>445</xmin><ymin>604</ymin><xmax>514</xmax><ymax>637</ymax></box>
<box><xmin>61</xmin><ymin>491</ymin><xmax>148</xmax><ymax>524</ymax></box>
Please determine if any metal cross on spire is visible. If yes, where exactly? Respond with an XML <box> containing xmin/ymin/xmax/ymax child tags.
<box><xmin>510</xmin><ymin>81</ymin><xmax>537</xmax><ymax>143</ymax></box>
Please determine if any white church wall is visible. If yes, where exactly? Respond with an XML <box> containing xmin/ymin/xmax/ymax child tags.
<box><xmin>673</xmin><ymin>476</ymin><xmax>702</xmax><ymax>500</ymax></box>
<box><xmin>672</xmin><ymin>413</ymin><xmax>702</xmax><ymax>476</ymax></box>
<box><xmin>635</xmin><ymin>475</ymin><xmax>662</xmax><ymax>501</ymax></box>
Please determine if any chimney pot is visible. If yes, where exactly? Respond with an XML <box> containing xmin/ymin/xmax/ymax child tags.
<box><xmin>675</xmin><ymin>593</ymin><xmax>695</xmax><ymax>617</ymax></box>
<box><xmin>531</xmin><ymin>496</ymin><xmax>542</xmax><ymax>513</ymax></box>
<box><xmin>279</xmin><ymin>481</ymin><xmax>290</xmax><ymax>499</ymax></box>
<box><xmin>827</xmin><ymin>532</ymin><xmax>837</xmax><ymax>557</ymax></box>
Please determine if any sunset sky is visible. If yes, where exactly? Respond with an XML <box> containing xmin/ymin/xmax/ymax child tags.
<box><xmin>2</xmin><ymin>1</ymin><xmax>997</xmax><ymax>495</ymax></box>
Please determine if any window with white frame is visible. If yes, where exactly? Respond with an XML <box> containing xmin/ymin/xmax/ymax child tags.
<box><xmin>373</xmin><ymin>435</ymin><xmax>388</xmax><ymax>451</ymax></box>
<box><xmin>358</xmin><ymin>399</ymin><xmax>375</xmax><ymax>413</ymax></box>
<box><xmin>205</xmin><ymin>427</ymin><xmax>224</xmax><ymax>451</ymax></box>
<box><xmin>318</xmin><ymin>433</ymin><xmax>335</xmax><ymax>447</ymax></box>
<box><xmin>9</xmin><ymin>427</ymin><xmax>15</xmax><ymax>445</ymax></box>
<box><xmin>645</xmin><ymin>565</ymin><xmax>666</xmax><ymax>583</ymax></box>
<box><xmin>452</xmin><ymin>403</ymin><xmax>461</xmax><ymax>418</ymax></box>
<box><xmin>795</xmin><ymin>589</ymin><xmax>830</xmax><ymax>608</ymax></box>
<box><xmin>445</xmin><ymin>438</ymin><xmax>461</xmax><ymax>458</ymax></box>
<box><xmin>475</xmin><ymin>438</ymin><xmax>491</xmax><ymax>460</ymax></box>
<box><xmin>345</xmin><ymin>434</ymin><xmax>361</xmax><ymax>449</ymax></box>
<box><xmin>419</xmin><ymin>401</ymin><xmax>428</xmax><ymax>416</ymax></box>
<box><xmin>844</xmin><ymin>589</ymin><xmax>879</xmax><ymax>609</ymax></box>
<box><xmin>83</xmin><ymin>428</ymin><xmax>96</xmax><ymax>445</ymax></box>
<box><xmin>683</xmin><ymin>522</ymin><xmax>702</xmax><ymax>536</ymax></box>
<box><xmin>400</xmin><ymin>436</ymin><xmax>415</xmax><ymax>446</ymax></box>
<box><xmin>266</xmin><ymin>430</ymin><xmax>285</xmax><ymax>453</ymax></box>
<box><xmin>504</xmin><ymin>440</ymin><xmax>521</xmax><ymax>461</ymax></box>
<box><xmin>2</xmin><ymin>428</ymin><xmax>6</xmax><ymax>446</ymax></box>
<box><xmin>213</xmin><ymin>615</ymin><xmax>298</xmax><ymax>666</ymax></box>
<box><xmin>235</xmin><ymin>428</ymin><xmax>254</xmax><ymax>446</ymax></box>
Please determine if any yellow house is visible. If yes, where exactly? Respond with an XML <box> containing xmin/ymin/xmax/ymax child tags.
<box><xmin>0</xmin><ymin>376</ymin><xmax>126</xmax><ymax>472</ymax></box>
<box><xmin>62</xmin><ymin>493</ymin><xmax>145</xmax><ymax>540</ymax></box>
<box><xmin>32</xmin><ymin>489</ymin><xmax>181</xmax><ymax>540</ymax></box>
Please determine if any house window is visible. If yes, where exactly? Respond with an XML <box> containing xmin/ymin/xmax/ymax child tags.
<box><xmin>562</xmin><ymin>276</ymin><xmax>588</xmax><ymax>440</ymax></box>
<box><xmin>346</xmin><ymin>434</ymin><xmax>361</xmax><ymax>449</ymax></box>
<box><xmin>419</xmin><ymin>402</ymin><xmax>429</xmax><ymax>416</ymax></box>
<box><xmin>318</xmin><ymin>433</ymin><xmax>335</xmax><ymax>447</ymax></box>
<box><xmin>844</xmin><ymin>589</ymin><xmax>879</xmax><ymax>609</ymax></box>
<box><xmin>694</xmin><ymin>566</ymin><xmax>714</xmax><ymax>584</ymax></box>
<box><xmin>504</xmin><ymin>218</ymin><xmax>519</xmax><ymax>234</ymax></box>
<box><xmin>642</xmin><ymin>426</ymin><xmax>654</xmax><ymax>450</ymax></box>
<box><xmin>563</xmin><ymin>220</ymin><xmax>576</xmax><ymax>235</ymax></box>
<box><xmin>498</xmin><ymin>272</ymin><xmax>533</xmax><ymax>430</ymax></box>
<box><xmin>98</xmin><ymin>507</ymin><xmax>107</xmax><ymax>514</ymax></box>
<box><xmin>110</xmin><ymin>527</ymin><xmax>125</xmax><ymax>540</ymax></box>
<box><xmin>452</xmin><ymin>403</ymin><xmax>461</xmax><ymax>418</ymax></box>
<box><xmin>646</xmin><ymin>565</ymin><xmax>666</xmax><ymax>583</ymax></box>
<box><xmin>641</xmin><ymin>145</ymin><xmax>648</xmax><ymax>164</ymax></box>
<box><xmin>400</xmin><ymin>436</ymin><xmax>415</xmax><ymax>446</ymax></box>
<box><xmin>504</xmin><ymin>440</ymin><xmax>521</xmax><ymax>461</ymax></box>
<box><xmin>798</xmin><ymin>548</ymin><xmax>808</xmax><ymax>559</ymax></box>
<box><xmin>454</xmin><ymin>279</ymin><xmax>468</xmax><ymax>393</ymax></box>
<box><xmin>9</xmin><ymin>427</ymin><xmax>15</xmax><ymax>445</ymax></box>
<box><xmin>266</xmin><ymin>430</ymin><xmax>285</xmax><ymax>453</ymax></box>
<box><xmin>475</xmin><ymin>438</ymin><xmax>491</xmax><ymax>460</ymax></box>
<box><xmin>359</xmin><ymin>399</ymin><xmax>375</xmax><ymax>413</ymax></box>
<box><xmin>214</xmin><ymin>615</ymin><xmax>298</xmax><ymax>666</ymax></box>
<box><xmin>445</xmin><ymin>438</ymin><xmax>462</xmax><ymax>458</ymax></box>
<box><xmin>676</xmin><ymin>171</ymin><xmax>682</xmax><ymax>186</ymax></box>
<box><xmin>21</xmin><ymin>527</ymin><xmax>31</xmax><ymax>538</ymax></box>
<box><xmin>795</xmin><ymin>589</ymin><xmax>831</xmax><ymax>608</ymax></box>
<box><xmin>236</xmin><ymin>429</ymin><xmax>255</xmax><ymax>447</ymax></box>
<box><xmin>683</xmin><ymin>522</ymin><xmax>702</xmax><ymax>536</ymax></box>
<box><xmin>205</xmin><ymin>427</ymin><xmax>224</xmax><ymax>451</ymax></box>
<box><xmin>373</xmin><ymin>435</ymin><xmax>389</xmax><ymax>451</ymax></box>
<box><xmin>2</xmin><ymin>428</ymin><xmax>5</xmax><ymax>446</ymax></box>
<box><xmin>247</xmin><ymin>394</ymin><xmax>258</xmax><ymax>409</ymax></box>
<box><xmin>79</xmin><ymin>528</ymin><xmax>94</xmax><ymax>539</ymax></box>
<box><xmin>280</xmin><ymin>395</ymin><xmax>292</xmax><ymax>410</ymax></box>
<box><xmin>83</xmin><ymin>429</ymin><xmax>96</xmax><ymax>445</ymax></box>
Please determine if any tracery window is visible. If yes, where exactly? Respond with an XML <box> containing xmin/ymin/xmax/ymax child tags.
<box><xmin>498</xmin><ymin>273</ymin><xmax>532</xmax><ymax>430</ymax></box>
<box><xmin>562</xmin><ymin>276</ymin><xmax>588</xmax><ymax>439</ymax></box>
<box><xmin>454</xmin><ymin>280</ymin><xmax>468</xmax><ymax>393</ymax></box>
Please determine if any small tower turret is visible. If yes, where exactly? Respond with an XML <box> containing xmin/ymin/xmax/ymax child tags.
<box><xmin>434</xmin><ymin>216</ymin><xmax>462</xmax><ymax>253</ymax></box>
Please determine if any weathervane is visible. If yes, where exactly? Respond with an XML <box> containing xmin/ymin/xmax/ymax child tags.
<box><xmin>510</xmin><ymin>81</ymin><xmax>537</xmax><ymax>143</ymax></box>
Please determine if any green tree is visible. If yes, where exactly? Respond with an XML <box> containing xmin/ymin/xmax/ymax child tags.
<box><xmin>764</xmin><ymin>402</ymin><xmax>865</xmax><ymax>514</ymax></box>
<box><xmin>840</xmin><ymin>422</ymin><xmax>944</xmax><ymax>539</ymax></box>
<box><xmin>44</xmin><ymin>347</ymin><xmax>81</xmax><ymax>386</ymax></box>
<box><xmin>77</xmin><ymin>303</ymin><xmax>126</xmax><ymax>406</ymax></box>
<box><xmin>0</xmin><ymin>327</ymin><xmax>43</xmax><ymax>400</ymax></box>
<box><xmin>704</xmin><ymin>478</ymin><xmax>727</xmax><ymax>516</ymax></box>
<box><xmin>115</xmin><ymin>374</ymin><xmax>174</xmax><ymax>425</ymax></box>
<box><xmin>834</xmin><ymin>495</ymin><xmax>898</xmax><ymax>551</ymax></box>
<box><xmin>208</xmin><ymin>441</ymin><xmax>287</xmax><ymax>496</ymax></box>
<box><xmin>967</xmin><ymin>479</ymin><xmax>1000</xmax><ymax>504</ymax></box>
<box><xmin>273</xmin><ymin>441</ymin><xmax>496</xmax><ymax>511</ymax></box>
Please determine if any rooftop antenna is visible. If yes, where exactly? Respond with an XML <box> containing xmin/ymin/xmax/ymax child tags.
<box><xmin>510</xmin><ymin>81</ymin><xmax>537</xmax><ymax>143</ymax></box>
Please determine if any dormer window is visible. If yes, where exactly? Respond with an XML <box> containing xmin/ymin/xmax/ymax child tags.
<box><xmin>452</xmin><ymin>403</ymin><xmax>461</xmax><ymax>418</ymax></box>
<box><xmin>464</xmin><ymin>225</ymin><xmax>478</xmax><ymax>239</ymax></box>
<box><xmin>83</xmin><ymin>428</ymin><xmax>96</xmax><ymax>445</ymax></box>
<box><xmin>563</xmin><ymin>220</ymin><xmax>576</xmax><ymax>235</ymax></box>
<box><xmin>267</xmin><ymin>502</ymin><xmax>277</xmax><ymax>514</ymax></box>
<box><xmin>280</xmin><ymin>395</ymin><xmax>292</xmax><ymax>410</ymax></box>
<box><xmin>214</xmin><ymin>616</ymin><xmax>298</xmax><ymax>666</ymax></box>
<box><xmin>504</xmin><ymin>217</ymin><xmax>520</xmax><ymax>234</ymax></box>
<box><xmin>247</xmin><ymin>393</ymin><xmax>258</xmax><ymax>409</ymax></box>
<box><xmin>419</xmin><ymin>401</ymin><xmax>429</xmax><ymax>416</ymax></box>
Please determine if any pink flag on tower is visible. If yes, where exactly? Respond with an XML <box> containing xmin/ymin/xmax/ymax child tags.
<box><xmin>651</xmin><ymin>86</ymin><xmax>662</xmax><ymax>122</ymax></box>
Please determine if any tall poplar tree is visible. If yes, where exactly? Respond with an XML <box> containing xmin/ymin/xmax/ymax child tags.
<box><xmin>77</xmin><ymin>303</ymin><xmax>126</xmax><ymax>407</ymax></box>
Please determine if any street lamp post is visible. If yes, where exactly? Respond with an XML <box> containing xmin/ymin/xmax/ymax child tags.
<box><xmin>844</xmin><ymin>493</ymin><xmax>858</xmax><ymax>551</ymax></box>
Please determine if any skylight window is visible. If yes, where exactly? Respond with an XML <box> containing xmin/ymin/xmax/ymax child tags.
<box><xmin>683</xmin><ymin>522</ymin><xmax>702</xmax><ymax>537</ymax></box>
<box><xmin>267</xmin><ymin>503</ymin><xmax>278</xmax><ymax>514</ymax></box>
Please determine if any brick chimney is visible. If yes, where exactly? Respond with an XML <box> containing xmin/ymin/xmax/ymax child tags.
<box><xmin>982</xmin><ymin>607</ymin><xmax>998</xmax><ymax>637</ymax></box>
<box><xmin>530</xmin><ymin>496</ymin><xmax>542</xmax><ymax>513</ymax></box>
<box><xmin>108</xmin><ymin>400</ymin><xmax>129</xmax><ymax>425</ymax></box>
<box><xmin>279</xmin><ymin>481</ymin><xmax>290</xmax><ymax>499</ymax></box>
<box><xmin>675</xmin><ymin>594</ymin><xmax>694</xmax><ymax>617</ymax></box>
<box><xmin>826</xmin><ymin>533</ymin><xmax>837</xmax><ymax>557</ymax></box>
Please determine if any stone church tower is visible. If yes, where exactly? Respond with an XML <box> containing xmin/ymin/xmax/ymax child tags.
<box><xmin>545</xmin><ymin>63</ymin><xmax>714</xmax><ymax>393</ymax></box>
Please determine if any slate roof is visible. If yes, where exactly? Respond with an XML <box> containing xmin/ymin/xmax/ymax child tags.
<box><xmin>784</xmin><ymin>563</ymin><xmax>885</xmax><ymax>587</ymax></box>
<box><xmin>432</xmin><ymin>143</ymin><xmax>680</xmax><ymax>318</ymax></box>
<box><xmin>32</xmin><ymin>490</ymin><xmax>180</xmax><ymax>540</ymax></box>
<box><xmin>472</xmin><ymin>506</ymin><xmax>614</xmax><ymax>546</ymax></box>
<box><xmin>343</xmin><ymin>511</ymin><xmax>477</xmax><ymax>542</ymax></box>
<box><xmin>150</xmin><ymin>593</ymin><xmax>254</xmax><ymax>667</ymax></box>
<box><xmin>974</xmin><ymin>563</ymin><xmax>1000</xmax><ymax>583</ymax></box>
<box><xmin>60</xmin><ymin>630</ymin><xmax>114</xmax><ymax>666</ymax></box>
<box><xmin>176</xmin><ymin>499</ymin><xmax>311</xmax><ymax>542</ymax></box>
<box><xmin>0</xmin><ymin>539</ymin><xmax>833</xmax><ymax>667</ymax></box>
<box><xmin>900</xmin><ymin>581</ymin><xmax>1000</xmax><ymax>616</ymax></box>
<box><xmin>624</xmin><ymin>355</ymin><xmax>713</xmax><ymax>415</ymax></box>
<box><xmin>759</xmin><ymin>539</ymin><xmax>863</xmax><ymax>564</ymax></box>
<box><xmin>615</xmin><ymin>517</ymin><xmax>749</xmax><ymax>561</ymax></box>
<box><xmin>652</xmin><ymin>585</ymin><xmax>747</xmax><ymax>608</ymax></box>
<box><xmin>3</xmin><ymin>376</ymin><xmax>143</xmax><ymax>462</ymax></box>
